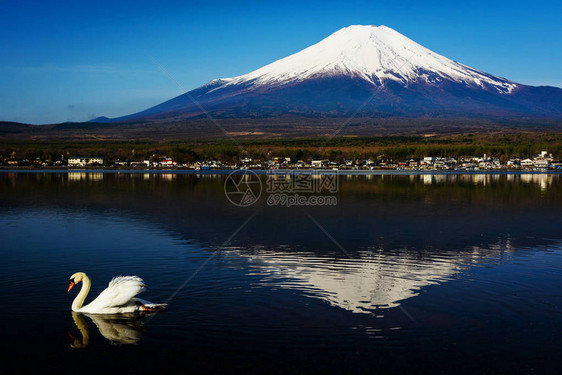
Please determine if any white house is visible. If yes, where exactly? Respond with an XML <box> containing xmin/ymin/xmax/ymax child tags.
<box><xmin>533</xmin><ymin>159</ymin><xmax>549</xmax><ymax>168</ymax></box>
<box><xmin>68</xmin><ymin>157</ymin><xmax>104</xmax><ymax>167</ymax></box>
<box><xmin>311</xmin><ymin>160</ymin><xmax>324</xmax><ymax>168</ymax></box>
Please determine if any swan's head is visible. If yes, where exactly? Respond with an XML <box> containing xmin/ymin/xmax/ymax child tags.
<box><xmin>68</xmin><ymin>272</ymin><xmax>87</xmax><ymax>292</ymax></box>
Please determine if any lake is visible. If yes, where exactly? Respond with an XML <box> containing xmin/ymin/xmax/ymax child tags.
<box><xmin>1</xmin><ymin>171</ymin><xmax>561</xmax><ymax>374</ymax></box>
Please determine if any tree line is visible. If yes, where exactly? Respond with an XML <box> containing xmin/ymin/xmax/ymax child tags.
<box><xmin>1</xmin><ymin>133</ymin><xmax>561</xmax><ymax>164</ymax></box>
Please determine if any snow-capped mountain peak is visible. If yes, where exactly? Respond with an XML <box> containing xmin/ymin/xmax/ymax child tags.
<box><xmin>105</xmin><ymin>24</ymin><xmax>562</xmax><ymax>123</ymax></box>
<box><xmin>219</xmin><ymin>25</ymin><xmax>516</xmax><ymax>93</ymax></box>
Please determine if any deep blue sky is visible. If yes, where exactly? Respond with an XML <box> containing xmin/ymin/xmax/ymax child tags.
<box><xmin>1</xmin><ymin>0</ymin><xmax>561</xmax><ymax>124</ymax></box>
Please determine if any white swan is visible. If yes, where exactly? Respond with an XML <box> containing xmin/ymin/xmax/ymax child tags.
<box><xmin>68</xmin><ymin>272</ymin><xmax>167</xmax><ymax>314</ymax></box>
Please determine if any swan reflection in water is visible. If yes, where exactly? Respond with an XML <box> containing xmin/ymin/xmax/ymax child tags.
<box><xmin>69</xmin><ymin>311</ymin><xmax>151</xmax><ymax>348</ymax></box>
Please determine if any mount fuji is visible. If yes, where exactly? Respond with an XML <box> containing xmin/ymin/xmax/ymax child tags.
<box><xmin>103</xmin><ymin>25</ymin><xmax>562</xmax><ymax>122</ymax></box>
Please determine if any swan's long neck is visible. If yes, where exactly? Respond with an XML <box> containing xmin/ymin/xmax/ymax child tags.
<box><xmin>72</xmin><ymin>275</ymin><xmax>91</xmax><ymax>312</ymax></box>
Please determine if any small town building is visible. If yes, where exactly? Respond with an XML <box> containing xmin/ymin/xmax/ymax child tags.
<box><xmin>68</xmin><ymin>157</ymin><xmax>104</xmax><ymax>167</ymax></box>
<box><xmin>311</xmin><ymin>160</ymin><xmax>324</xmax><ymax>168</ymax></box>
<box><xmin>160</xmin><ymin>157</ymin><xmax>177</xmax><ymax>167</ymax></box>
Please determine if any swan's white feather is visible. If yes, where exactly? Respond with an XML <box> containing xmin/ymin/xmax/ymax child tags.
<box><xmin>80</xmin><ymin>276</ymin><xmax>146</xmax><ymax>314</ymax></box>
<box><xmin>105</xmin><ymin>276</ymin><xmax>146</xmax><ymax>306</ymax></box>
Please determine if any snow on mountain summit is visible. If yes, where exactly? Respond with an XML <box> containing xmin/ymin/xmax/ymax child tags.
<box><xmin>219</xmin><ymin>25</ymin><xmax>516</xmax><ymax>94</ymax></box>
<box><xmin>106</xmin><ymin>24</ymin><xmax>562</xmax><ymax>123</ymax></box>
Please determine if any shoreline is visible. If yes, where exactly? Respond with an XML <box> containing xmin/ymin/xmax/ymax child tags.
<box><xmin>1</xmin><ymin>168</ymin><xmax>561</xmax><ymax>175</ymax></box>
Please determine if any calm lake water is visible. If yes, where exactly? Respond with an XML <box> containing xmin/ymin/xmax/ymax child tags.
<box><xmin>1</xmin><ymin>171</ymin><xmax>561</xmax><ymax>374</ymax></box>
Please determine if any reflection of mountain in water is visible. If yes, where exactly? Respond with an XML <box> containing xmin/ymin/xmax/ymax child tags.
<box><xmin>230</xmin><ymin>239</ymin><xmax>514</xmax><ymax>313</ymax></box>
<box><xmin>2</xmin><ymin>172</ymin><xmax>560</xmax><ymax>312</ymax></box>
<box><xmin>70</xmin><ymin>312</ymin><xmax>146</xmax><ymax>348</ymax></box>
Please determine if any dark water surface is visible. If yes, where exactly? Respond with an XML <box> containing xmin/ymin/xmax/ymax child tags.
<box><xmin>1</xmin><ymin>172</ymin><xmax>561</xmax><ymax>374</ymax></box>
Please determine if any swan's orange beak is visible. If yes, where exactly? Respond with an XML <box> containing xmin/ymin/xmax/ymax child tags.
<box><xmin>67</xmin><ymin>281</ymin><xmax>75</xmax><ymax>292</ymax></box>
